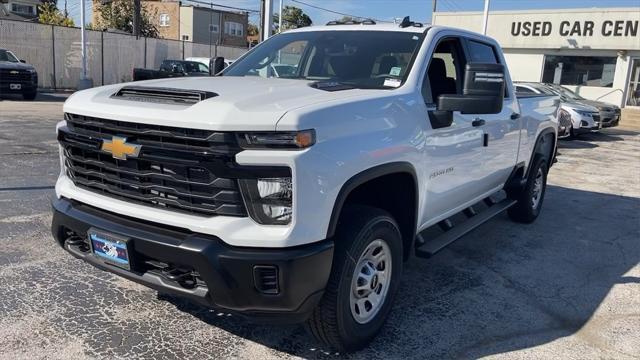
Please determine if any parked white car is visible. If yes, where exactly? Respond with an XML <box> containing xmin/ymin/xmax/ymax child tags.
<box><xmin>516</xmin><ymin>82</ymin><xmax>601</xmax><ymax>138</ymax></box>
<box><xmin>53</xmin><ymin>20</ymin><xmax>558</xmax><ymax>351</ymax></box>
<box><xmin>185</xmin><ymin>56</ymin><xmax>234</xmax><ymax>70</ymax></box>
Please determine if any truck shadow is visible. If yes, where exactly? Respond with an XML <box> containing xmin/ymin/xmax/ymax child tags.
<box><xmin>161</xmin><ymin>185</ymin><xmax>639</xmax><ymax>359</ymax></box>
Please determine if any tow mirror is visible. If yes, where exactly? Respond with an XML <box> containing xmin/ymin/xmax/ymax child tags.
<box><xmin>438</xmin><ymin>63</ymin><xmax>505</xmax><ymax>114</ymax></box>
<box><xmin>209</xmin><ymin>56</ymin><xmax>225</xmax><ymax>75</ymax></box>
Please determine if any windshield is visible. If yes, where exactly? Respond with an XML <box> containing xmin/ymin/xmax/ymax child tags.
<box><xmin>552</xmin><ymin>85</ymin><xmax>584</xmax><ymax>100</ymax></box>
<box><xmin>224</xmin><ymin>30</ymin><xmax>425</xmax><ymax>89</ymax></box>
<box><xmin>0</xmin><ymin>50</ymin><xmax>19</xmax><ymax>62</ymax></box>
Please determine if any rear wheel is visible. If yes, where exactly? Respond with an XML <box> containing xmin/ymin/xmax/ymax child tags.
<box><xmin>508</xmin><ymin>156</ymin><xmax>548</xmax><ymax>223</ymax></box>
<box><xmin>306</xmin><ymin>206</ymin><xmax>403</xmax><ymax>352</ymax></box>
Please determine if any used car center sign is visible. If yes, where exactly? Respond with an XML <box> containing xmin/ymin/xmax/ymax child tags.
<box><xmin>433</xmin><ymin>8</ymin><xmax>640</xmax><ymax>50</ymax></box>
<box><xmin>511</xmin><ymin>20</ymin><xmax>638</xmax><ymax>38</ymax></box>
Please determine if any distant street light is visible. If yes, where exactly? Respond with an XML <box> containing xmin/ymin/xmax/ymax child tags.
<box><xmin>78</xmin><ymin>0</ymin><xmax>93</xmax><ymax>90</ymax></box>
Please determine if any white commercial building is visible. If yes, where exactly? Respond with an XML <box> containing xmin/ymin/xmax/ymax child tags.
<box><xmin>433</xmin><ymin>7</ymin><xmax>640</xmax><ymax>109</ymax></box>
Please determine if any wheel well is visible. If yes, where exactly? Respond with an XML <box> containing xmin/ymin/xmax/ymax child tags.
<box><xmin>535</xmin><ymin>132</ymin><xmax>556</xmax><ymax>166</ymax></box>
<box><xmin>337</xmin><ymin>172</ymin><xmax>417</xmax><ymax>260</ymax></box>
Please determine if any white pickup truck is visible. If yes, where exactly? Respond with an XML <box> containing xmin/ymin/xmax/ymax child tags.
<box><xmin>52</xmin><ymin>20</ymin><xmax>558</xmax><ymax>351</ymax></box>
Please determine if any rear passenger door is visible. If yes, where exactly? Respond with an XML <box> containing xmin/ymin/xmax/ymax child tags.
<box><xmin>460</xmin><ymin>38</ymin><xmax>520</xmax><ymax>191</ymax></box>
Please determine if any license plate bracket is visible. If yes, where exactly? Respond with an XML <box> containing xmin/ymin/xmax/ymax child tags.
<box><xmin>88</xmin><ymin>228</ymin><xmax>131</xmax><ymax>270</ymax></box>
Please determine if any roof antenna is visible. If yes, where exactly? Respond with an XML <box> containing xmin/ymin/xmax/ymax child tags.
<box><xmin>398</xmin><ymin>16</ymin><xmax>423</xmax><ymax>28</ymax></box>
<box><xmin>399</xmin><ymin>16</ymin><xmax>412</xmax><ymax>28</ymax></box>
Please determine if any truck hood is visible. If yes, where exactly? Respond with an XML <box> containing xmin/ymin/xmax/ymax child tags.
<box><xmin>0</xmin><ymin>61</ymin><xmax>35</xmax><ymax>71</ymax></box>
<box><xmin>63</xmin><ymin>76</ymin><xmax>372</xmax><ymax>131</ymax></box>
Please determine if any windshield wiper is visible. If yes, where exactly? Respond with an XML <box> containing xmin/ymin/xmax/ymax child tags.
<box><xmin>309</xmin><ymin>81</ymin><xmax>359</xmax><ymax>91</ymax></box>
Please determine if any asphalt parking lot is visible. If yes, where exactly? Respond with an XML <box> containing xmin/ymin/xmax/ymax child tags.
<box><xmin>1</xmin><ymin>94</ymin><xmax>639</xmax><ymax>360</ymax></box>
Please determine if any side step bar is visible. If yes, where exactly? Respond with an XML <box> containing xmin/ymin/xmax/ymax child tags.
<box><xmin>415</xmin><ymin>198</ymin><xmax>517</xmax><ymax>258</ymax></box>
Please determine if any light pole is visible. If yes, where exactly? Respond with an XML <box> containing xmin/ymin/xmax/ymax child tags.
<box><xmin>482</xmin><ymin>0</ymin><xmax>490</xmax><ymax>35</ymax></box>
<box><xmin>77</xmin><ymin>0</ymin><xmax>93</xmax><ymax>89</ymax></box>
<box><xmin>278</xmin><ymin>0</ymin><xmax>283</xmax><ymax>33</ymax></box>
<box><xmin>261</xmin><ymin>0</ymin><xmax>273</xmax><ymax>42</ymax></box>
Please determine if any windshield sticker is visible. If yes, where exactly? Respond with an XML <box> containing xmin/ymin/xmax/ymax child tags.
<box><xmin>390</xmin><ymin>67</ymin><xmax>401</xmax><ymax>76</ymax></box>
<box><xmin>384</xmin><ymin>78</ymin><xmax>402</xmax><ymax>88</ymax></box>
<box><xmin>412</xmin><ymin>35</ymin><xmax>419</xmax><ymax>40</ymax></box>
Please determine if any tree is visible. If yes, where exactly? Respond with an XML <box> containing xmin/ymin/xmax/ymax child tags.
<box><xmin>93</xmin><ymin>0</ymin><xmax>159</xmax><ymax>37</ymax></box>
<box><xmin>247</xmin><ymin>23</ymin><xmax>259</xmax><ymax>36</ymax></box>
<box><xmin>274</xmin><ymin>5</ymin><xmax>312</xmax><ymax>33</ymax></box>
<box><xmin>38</xmin><ymin>2</ymin><xmax>74</xmax><ymax>27</ymax></box>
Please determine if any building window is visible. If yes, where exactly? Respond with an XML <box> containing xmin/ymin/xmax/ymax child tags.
<box><xmin>159</xmin><ymin>13</ymin><xmax>170</xmax><ymax>27</ymax></box>
<box><xmin>209</xmin><ymin>24</ymin><xmax>219</xmax><ymax>33</ymax></box>
<box><xmin>11</xmin><ymin>3</ymin><xmax>35</xmax><ymax>15</ymax></box>
<box><xmin>224</xmin><ymin>21</ymin><xmax>243</xmax><ymax>37</ymax></box>
<box><xmin>542</xmin><ymin>55</ymin><xmax>617</xmax><ymax>87</ymax></box>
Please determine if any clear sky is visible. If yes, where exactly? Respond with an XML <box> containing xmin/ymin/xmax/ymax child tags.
<box><xmin>62</xmin><ymin>0</ymin><xmax>640</xmax><ymax>28</ymax></box>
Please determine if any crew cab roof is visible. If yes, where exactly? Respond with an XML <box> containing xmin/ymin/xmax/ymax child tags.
<box><xmin>285</xmin><ymin>22</ymin><xmax>432</xmax><ymax>34</ymax></box>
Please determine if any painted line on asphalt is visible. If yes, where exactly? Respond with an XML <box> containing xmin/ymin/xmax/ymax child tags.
<box><xmin>0</xmin><ymin>185</ymin><xmax>55</xmax><ymax>192</ymax></box>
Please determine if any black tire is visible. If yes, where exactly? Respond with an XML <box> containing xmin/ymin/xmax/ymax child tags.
<box><xmin>23</xmin><ymin>90</ymin><xmax>37</xmax><ymax>101</ymax></box>
<box><xmin>508</xmin><ymin>156</ymin><xmax>548</xmax><ymax>223</ymax></box>
<box><xmin>306</xmin><ymin>205</ymin><xmax>403</xmax><ymax>352</ymax></box>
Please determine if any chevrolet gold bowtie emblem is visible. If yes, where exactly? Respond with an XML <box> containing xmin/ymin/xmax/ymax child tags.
<box><xmin>10</xmin><ymin>70</ymin><xmax>19</xmax><ymax>74</ymax></box>
<box><xmin>101</xmin><ymin>136</ymin><xmax>141</xmax><ymax>160</ymax></box>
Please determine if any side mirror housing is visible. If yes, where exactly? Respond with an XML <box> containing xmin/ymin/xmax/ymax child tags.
<box><xmin>209</xmin><ymin>56</ymin><xmax>225</xmax><ymax>75</ymax></box>
<box><xmin>19</xmin><ymin>59</ymin><xmax>26</xmax><ymax>63</ymax></box>
<box><xmin>438</xmin><ymin>63</ymin><xmax>505</xmax><ymax>114</ymax></box>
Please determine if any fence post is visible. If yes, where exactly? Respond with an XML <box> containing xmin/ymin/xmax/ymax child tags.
<box><xmin>51</xmin><ymin>25</ymin><xmax>57</xmax><ymax>90</ymax></box>
<box><xmin>144</xmin><ymin>37</ymin><xmax>147</xmax><ymax>68</ymax></box>
<box><xmin>101</xmin><ymin>31</ymin><xmax>104</xmax><ymax>86</ymax></box>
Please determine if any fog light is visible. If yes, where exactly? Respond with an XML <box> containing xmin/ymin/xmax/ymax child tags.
<box><xmin>240</xmin><ymin>177</ymin><xmax>292</xmax><ymax>225</ymax></box>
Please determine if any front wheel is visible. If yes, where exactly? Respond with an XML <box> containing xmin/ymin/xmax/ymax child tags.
<box><xmin>22</xmin><ymin>90</ymin><xmax>37</xmax><ymax>100</ymax></box>
<box><xmin>508</xmin><ymin>156</ymin><xmax>548</xmax><ymax>223</ymax></box>
<box><xmin>306</xmin><ymin>206</ymin><xmax>403</xmax><ymax>352</ymax></box>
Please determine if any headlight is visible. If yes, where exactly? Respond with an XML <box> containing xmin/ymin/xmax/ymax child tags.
<box><xmin>238</xmin><ymin>130</ymin><xmax>315</xmax><ymax>149</ymax></box>
<box><xmin>576</xmin><ymin>110</ymin><xmax>596</xmax><ymax>117</ymax></box>
<box><xmin>240</xmin><ymin>177</ymin><xmax>292</xmax><ymax>225</ymax></box>
<box><xmin>27</xmin><ymin>68</ymin><xmax>36</xmax><ymax>73</ymax></box>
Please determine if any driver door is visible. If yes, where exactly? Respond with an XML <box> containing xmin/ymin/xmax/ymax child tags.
<box><xmin>420</xmin><ymin>36</ymin><xmax>489</xmax><ymax>224</ymax></box>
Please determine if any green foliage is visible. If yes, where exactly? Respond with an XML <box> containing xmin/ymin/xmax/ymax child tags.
<box><xmin>274</xmin><ymin>6</ymin><xmax>312</xmax><ymax>33</ymax></box>
<box><xmin>38</xmin><ymin>2</ymin><xmax>74</xmax><ymax>27</ymax></box>
<box><xmin>94</xmin><ymin>0</ymin><xmax>159</xmax><ymax>37</ymax></box>
<box><xmin>247</xmin><ymin>23</ymin><xmax>259</xmax><ymax>36</ymax></box>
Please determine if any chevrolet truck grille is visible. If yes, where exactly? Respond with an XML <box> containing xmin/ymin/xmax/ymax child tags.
<box><xmin>0</xmin><ymin>69</ymin><xmax>31</xmax><ymax>82</ymax></box>
<box><xmin>58</xmin><ymin>113</ymin><xmax>247</xmax><ymax>217</ymax></box>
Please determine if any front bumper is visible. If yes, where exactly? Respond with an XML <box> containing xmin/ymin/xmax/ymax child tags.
<box><xmin>51</xmin><ymin>197</ymin><xmax>333</xmax><ymax>323</ymax></box>
<box><xmin>0</xmin><ymin>75</ymin><xmax>37</xmax><ymax>93</ymax></box>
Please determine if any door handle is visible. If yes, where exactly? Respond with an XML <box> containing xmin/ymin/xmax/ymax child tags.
<box><xmin>510</xmin><ymin>112</ymin><xmax>521</xmax><ymax>120</ymax></box>
<box><xmin>472</xmin><ymin>118</ymin><xmax>485</xmax><ymax>127</ymax></box>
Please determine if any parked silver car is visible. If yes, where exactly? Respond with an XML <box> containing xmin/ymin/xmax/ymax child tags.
<box><xmin>515</xmin><ymin>82</ymin><xmax>603</xmax><ymax>138</ymax></box>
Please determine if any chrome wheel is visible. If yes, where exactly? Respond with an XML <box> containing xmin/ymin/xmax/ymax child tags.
<box><xmin>349</xmin><ymin>239</ymin><xmax>392</xmax><ymax>324</ymax></box>
<box><xmin>531</xmin><ymin>167</ymin><xmax>544</xmax><ymax>209</ymax></box>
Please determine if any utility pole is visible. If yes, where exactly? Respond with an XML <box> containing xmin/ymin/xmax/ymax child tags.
<box><xmin>133</xmin><ymin>0</ymin><xmax>141</xmax><ymax>38</ymax></box>
<box><xmin>431</xmin><ymin>0</ymin><xmax>437</xmax><ymax>24</ymax></box>
<box><xmin>261</xmin><ymin>0</ymin><xmax>273</xmax><ymax>42</ymax></box>
<box><xmin>278</xmin><ymin>0</ymin><xmax>283</xmax><ymax>33</ymax></box>
<box><xmin>77</xmin><ymin>0</ymin><xmax>93</xmax><ymax>89</ymax></box>
<box><xmin>482</xmin><ymin>0</ymin><xmax>490</xmax><ymax>35</ymax></box>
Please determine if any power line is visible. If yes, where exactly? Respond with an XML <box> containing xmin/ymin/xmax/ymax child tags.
<box><xmin>182</xmin><ymin>0</ymin><xmax>259</xmax><ymax>13</ymax></box>
<box><xmin>290</xmin><ymin>0</ymin><xmax>392</xmax><ymax>23</ymax></box>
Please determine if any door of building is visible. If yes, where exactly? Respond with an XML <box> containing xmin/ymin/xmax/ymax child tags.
<box><xmin>627</xmin><ymin>58</ymin><xmax>640</xmax><ymax>107</ymax></box>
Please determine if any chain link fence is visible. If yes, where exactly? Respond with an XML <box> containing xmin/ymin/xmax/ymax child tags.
<box><xmin>0</xmin><ymin>19</ymin><xmax>248</xmax><ymax>89</ymax></box>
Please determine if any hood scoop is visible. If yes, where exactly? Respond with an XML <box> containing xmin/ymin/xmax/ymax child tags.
<box><xmin>111</xmin><ymin>86</ymin><xmax>218</xmax><ymax>105</ymax></box>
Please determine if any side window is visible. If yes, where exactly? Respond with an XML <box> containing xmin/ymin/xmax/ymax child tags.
<box><xmin>467</xmin><ymin>40</ymin><xmax>498</xmax><ymax>63</ymax></box>
<box><xmin>422</xmin><ymin>38</ymin><xmax>466</xmax><ymax>104</ymax></box>
<box><xmin>515</xmin><ymin>85</ymin><xmax>535</xmax><ymax>94</ymax></box>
